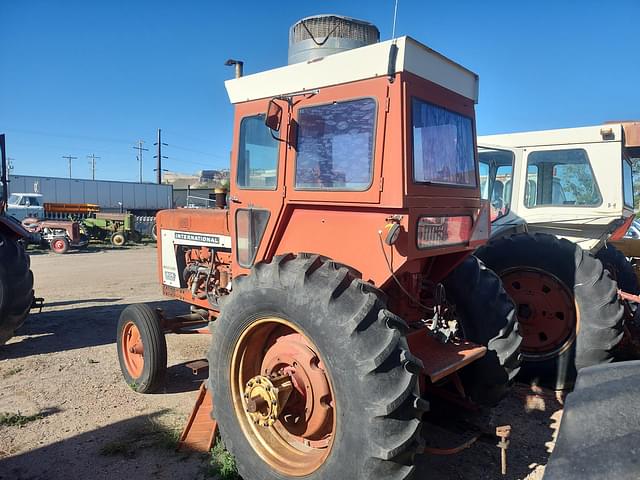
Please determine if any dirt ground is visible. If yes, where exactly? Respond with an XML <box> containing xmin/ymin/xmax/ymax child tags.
<box><xmin>0</xmin><ymin>246</ymin><xmax>562</xmax><ymax>479</ymax></box>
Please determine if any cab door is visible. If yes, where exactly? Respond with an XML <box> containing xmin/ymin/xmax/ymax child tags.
<box><xmin>229</xmin><ymin>99</ymin><xmax>287</xmax><ymax>273</ymax></box>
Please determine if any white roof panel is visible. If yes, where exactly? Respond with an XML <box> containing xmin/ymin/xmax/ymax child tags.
<box><xmin>224</xmin><ymin>37</ymin><xmax>479</xmax><ymax>104</ymax></box>
<box><xmin>479</xmin><ymin>124</ymin><xmax>623</xmax><ymax>148</ymax></box>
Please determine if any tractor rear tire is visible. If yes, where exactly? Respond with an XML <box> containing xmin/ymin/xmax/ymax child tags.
<box><xmin>151</xmin><ymin>223</ymin><xmax>157</xmax><ymax>241</ymax></box>
<box><xmin>596</xmin><ymin>243</ymin><xmax>640</xmax><ymax>295</ymax></box>
<box><xmin>50</xmin><ymin>237</ymin><xmax>69</xmax><ymax>254</ymax></box>
<box><xmin>208</xmin><ymin>254</ymin><xmax>425</xmax><ymax>480</ymax></box>
<box><xmin>111</xmin><ymin>232</ymin><xmax>126</xmax><ymax>247</ymax></box>
<box><xmin>117</xmin><ymin>304</ymin><xmax>167</xmax><ymax>393</ymax></box>
<box><xmin>0</xmin><ymin>233</ymin><xmax>35</xmax><ymax>344</ymax></box>
<box><xmin>476</xmin><ymin>233</ymin><xmax>624</xmax><ymax>389</ymax></box>
<box><xmin>443</xmin><ymin>255</ymin><xmax>522</xmax><ymax>406</ymax></box>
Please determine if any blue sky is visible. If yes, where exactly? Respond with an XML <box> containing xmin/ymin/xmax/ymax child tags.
<box><xmin>1</xmin><ymin>0</ymin><xmax>638</xmax><ymax>181</ymax></box>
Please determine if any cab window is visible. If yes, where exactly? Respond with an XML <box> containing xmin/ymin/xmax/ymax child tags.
<box><xmin>295</xmin><ymin>98</ymin><xmax>376</xmax><ymax>190</ymax></box>
<box><xmin>237</xmin><ymin>115</ymin><xmax>279</xmax><ymax>190</ymax></box>
<box><xmin>623</xmin><ymin>158</ymin><xmax>634</xmax><ymax>208</ymax></box>
<box><xmin>478</xmin><ymin>148</ymin><xmax>514</xmax><ymax>218</ymax></box>
<box><xmin>525</xmin><ymin>149</ymin><xmax>601</xmax><ymax>207</ymax></box>
<box><xmin>412</xmin><ymin>99</ymin><xmax>476</xmax><ymax>187</ymax></box>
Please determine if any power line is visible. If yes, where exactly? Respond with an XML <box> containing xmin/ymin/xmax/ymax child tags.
<box><xmin>62</xmin><ymin>154</ymin><xmax>77</xmax><ymax>179</ymax></box>
<box><xmin>132</xmin><ymin>140</ymin><xmax>149</xmax><ymax>183</ymax></box>
<box><xmin>87</xmin><ymin>154</ymin><xmax>100</xmax><ymax>180</ymax></box>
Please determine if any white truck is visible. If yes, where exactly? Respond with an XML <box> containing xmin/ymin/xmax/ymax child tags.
<box><xmin>6</xmin><ymin>192</ymin><xmax>46</xmax><ymax>221</ymax></box>
<box><xmin>474</xmin><ymin>122</ymin><xmax>640</xmax><ymax>389</ymax></box>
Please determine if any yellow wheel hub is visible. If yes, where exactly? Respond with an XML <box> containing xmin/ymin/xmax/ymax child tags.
<box><xmin>243</xmin><ymin>374</ymin><xmax>293</xmax><ymax>427</ymax></box>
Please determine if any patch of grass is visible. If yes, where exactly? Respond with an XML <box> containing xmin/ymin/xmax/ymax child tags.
<box><xmin>99</xmin><ymin>440</ymin><xmax>133</xmax><ymax>457</ymax></box>
<box><xmin>0</xmin><ymin>412</ymin><xmax>43</xmax><ymax>427</ymax></box>
<box><xmin>1</xmin><ymin>367</ymin><xmax>23</xmax><ymax>379</ymax></box>
<box><xmin>207</xmin><ymin>440</ymin><xmax>239</xmax><ymax>480</ymax></box>
<box><xmin>99</xmin><ymin>417</ymin><xmax>181</xmax><ymax>459</ymax></box>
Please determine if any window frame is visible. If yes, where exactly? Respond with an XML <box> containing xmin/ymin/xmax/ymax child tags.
<box><xmin>478</xmin><ymin>147</ymin><xmax>516</xmax><ymax>216</ymax></box>
<box><xmin>523</xmin><ymin>148</ymin><xmax>603</xmax><ymax>209</ymax></box>
<box><xmin>236</xmin><ymin>114</ymin><xmax>280</xmax><ymax>191</ymax></box>
<box><xmin>410</xmin><ymin>96</ymin><xmax>477</xmax><ymax>189</ymax></box>
<box><xmin>234</xmin><ymin>207</ymin><xmax>271</xmax><ymax>268</ymax></box>
<box><xmin>293</xmin><ymin>96</ymin><xmax>378</xmax><ymax>193</ymax></box>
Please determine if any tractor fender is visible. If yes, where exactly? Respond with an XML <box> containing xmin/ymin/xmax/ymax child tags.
<box><xmin>0</xmin><ymin>215</ymin><xmax>34</xmax><ymax>240</ymax></box>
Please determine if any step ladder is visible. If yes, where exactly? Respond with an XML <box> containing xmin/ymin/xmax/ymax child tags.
<box><xmin>177</xmin><ymin>381</ymin><xmax>218</xmax><ymax>453</ymax></box>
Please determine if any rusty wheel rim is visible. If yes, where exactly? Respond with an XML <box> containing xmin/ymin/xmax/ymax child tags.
<box><xmin>122</xmin><ymin>321</ymin><xmax>145</xmax><ymax>378</ymax></box>
<box><xmin>231</xmin><ymin>317</ymin><xmax>336</xmax><ymax>476</ymax></box>
<box><xmin>502</xmin><ymin>267</ymin><xmax>578</xmax><ymax>361</ymax></box>
<box><xmin>52</xmin><ymin>239</ymin><xmax>65</xmax><ymax>252</ymax></box>
<box><xmin>113</xmin><ymin>235</ymin><xmax>125</xmax><ymax>246</ymax></box>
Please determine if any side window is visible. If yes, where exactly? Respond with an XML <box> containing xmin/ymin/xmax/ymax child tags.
<box><xmin>28</xmin><ymin>197</ymin><xmax>40</xmax><ymax>206</ymax></box>
<box><xmin>525</xmin><ymin>149</ymin><xmax>601</xmax><ymax>207</ymax></box>
<box><xmin>494</xmin><ymin>164</ymin><xmax>513</xmax><ymax>211</ymax></box>
<box><xmin>478</xmin><ymin>162</ymin><xmax>489</xmax><ymax>199</ymax></box>
<box><xmin>237</xmin><ymin>115</ymin><xmax>279</xmax><ymax>190</ymax></box>
<box><xmin>19</xmin><ymin>196</ymin><xmax>27</xmax><ymax>206</ymax></box>
<box><xmin>295</xmin><ymin>98</ymin><xmax>376</xmax><ymax>190</ymax></box>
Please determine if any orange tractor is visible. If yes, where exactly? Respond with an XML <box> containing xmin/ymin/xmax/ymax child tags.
<box><xmin>117</xmin><ymin>16</ymin><xmax>521</xmax><ymax>479</ymax></box>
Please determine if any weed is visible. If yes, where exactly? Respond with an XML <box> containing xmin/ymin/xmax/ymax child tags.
<box><xmin>0</xmin><ymin>412</ymin><xmax>43</xmax><ymax>427</ymax></box>
<box><xmin>1</xmin><ymin>367</ymin><xmax>23</xmax><ymax>379</ymax></box>
<box><xmin>207</xmin><ymin>440</ymin><xmax>239</xmax><ymax>480</ymax></box>
<box><xmin>99</xmin><ymin>441</ymin><xmax>133</xmax><ymax>457</ymax></box>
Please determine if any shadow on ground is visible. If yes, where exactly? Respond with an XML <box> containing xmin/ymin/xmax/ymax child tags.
<box><xmin>0</xmin><ymin>411</ymin><xmax>207</xmax><ymax>480</ymax></box>
<box><xmin>0</xmin><ymin>300</ymin><xmax>188</xmax><ymax>359</ymax></box>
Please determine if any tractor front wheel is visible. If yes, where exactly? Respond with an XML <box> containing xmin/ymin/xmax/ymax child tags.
<box><xmin>117</xmin><ymin>304</ymin><xmax>167</xmax><ymax>393</ymax></box>
<box><xmin>476</xmin><ymin>233</ymin><xmax>624</xmax><ymax>389</ymax></box>
<box><xmin>111</xmin><ymin>232</ymin><xmax>126</xmax><ymax>247</ymax></box>
<box><xmin>443</xmin><ymin>255</ymin><xmax>522</xmax><ymax>406</ymax></box>
<box><xmin>50</xmin><ymin>237</ymin><xmax>69</xmax><ymax>254</ymax></box>
<box><xmin>208</xmin><ymin>254</ymin><xmax>425</xmax><ymax>480</ymax></box>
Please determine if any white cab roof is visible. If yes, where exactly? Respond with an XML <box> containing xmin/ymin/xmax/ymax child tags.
<box><xmin>225</xmin><ymin>36</ymin><xmax>479</xmax><ymax>104</ymax></box>
<box><xmin>479</xmin><ymin>124</ymin><xmax>624</xmax><ymax>148</ymax></box>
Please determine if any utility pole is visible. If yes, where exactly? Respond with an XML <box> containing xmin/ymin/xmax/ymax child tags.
<box><xmin>62</xmin><ymin>155</ymin><xmax>77</xmax><ymax>179</ymax></box>
<box><xmin>87</xmin><ymin>154</ymin><xmax>100</xmax><ymax>180</ymax></box>
<box><xmin>132</xmin><ymin>140</ymin><xmax>149</xmax><ymax>183</ymax></box>
<box><xmin>153</xmin><ymin>128</ymin><xmax>168</xmax><ymax>184</ymax></box>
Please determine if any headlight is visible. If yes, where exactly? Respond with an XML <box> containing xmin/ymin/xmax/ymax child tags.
<box><xmin>417</xmin><ymin>216</ymin><xmax>472</xmax><ymax>249</ymax></box>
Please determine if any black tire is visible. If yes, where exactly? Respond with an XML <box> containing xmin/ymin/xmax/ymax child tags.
<box><xmin>0</xmin><ymin>233</ymin><xmax>35</xmax><ymax>344</ymax></box>
<box><xmin>151</xmin><ymin>223</ymin><xmax>157</xmax><ymax>241</ymax></box>
<box><xmin>116</xmin><ymin>304</ymin><xmax>167</xmax><ymax>393</ymax></box>
<box><xmin>596</xmin><ymin>243</ymin><xmax>640</xmax><ymax>295</ymax></box>
<box><xmin>442</xmin><ymin>255</ymin><xmax>522</xmax><ymax>406</ymax></box>
<box><xmin>476</xmin><ymin>233</ymin><xmax>624</xmax><ymax>389</ymax></box>
<box><xmin>50</xmin><ymin>237</ymin><xmax>70</xmax><ymax>254</ymax></box>
<box><xmin>208</xmin><ymin>254</ymin><xmax>426</xmax><ymax>480</ymax></box>
<box><xmin>111</xmin><ymin>232</ymin><xmax>126</xmax><ymax>247</ymax></box>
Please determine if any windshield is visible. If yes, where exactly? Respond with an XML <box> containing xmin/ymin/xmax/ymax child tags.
<box><xmin>8</xmin><ymin>194</ymin><xmax>19</xmax><ymax>205</ymax></box>
<box><xmin>478</xmin><ymin>148</ymin><xmax>515</xmax><ymax>220</ymax></box>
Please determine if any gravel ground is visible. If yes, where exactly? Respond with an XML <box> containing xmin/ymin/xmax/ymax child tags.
<box><xmin>0</xmin><ymin>246</ymin><xmax>561</xmax><ymax>479</ymax></box>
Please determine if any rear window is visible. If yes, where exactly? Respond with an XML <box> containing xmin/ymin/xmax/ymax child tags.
<box><xmin>295</xmin><ymin>98</ymin><xmax>376</xmax><ymax>191</ymax></box>
<box><xmin>412</xmin><ymin>99</ymin><xmax>476</xmax><ymax>187</ymax></box>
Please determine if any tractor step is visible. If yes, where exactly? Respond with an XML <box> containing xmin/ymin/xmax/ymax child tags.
<box><xmin>407</xmin><ymin>330</ymin><xmax>486</xmax><ymax>383</ymax></box>
<box><xmin>177</xmin><ymin>382</ymin><xmax>218</xmax><ymax>453</ymax></box>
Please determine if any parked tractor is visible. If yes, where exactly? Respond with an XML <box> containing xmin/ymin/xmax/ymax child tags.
<box><xmin>82</xmin><ymin>212</ymin><xmax>142</xmax><ymax>246</ymax></box>
<box><xmin>7</xmin><ymin>193</ymin><xmax>88</xmax><ymax>253</ymax></box>
<box><xmin>475</xmin><ymin>122</ymin><xmax>640</xmax><ymax>388</ymax></box>
<box><xmin>0</xmin><ymin>134</ymin><xmax>35</xmax><ymax>344</ymax></box>
<box><xmin>116</xmin><ymin>16</ymin><xmax>521</xmax><ymax>479</ymax></box>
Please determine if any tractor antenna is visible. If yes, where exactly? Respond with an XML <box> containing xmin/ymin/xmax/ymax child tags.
<box><xmin>391</xmin><ymin>0</ymin><xmax>400</xmax><ymax>39</ymax></box>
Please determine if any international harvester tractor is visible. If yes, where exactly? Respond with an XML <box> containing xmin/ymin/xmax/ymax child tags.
<box><xmin>116</xmin><ymin>16</ymin><xmax>521</xmax><ymax>479</ymax></box>
<box><xmin>0</xmin><ymin>134</ymin><xmax>36</xmax><ymax>344</ymax></box>
<box><xmin>475</xmin><ymin>123</ymin><xmax>640</xmax><ymax>388</ymax></box>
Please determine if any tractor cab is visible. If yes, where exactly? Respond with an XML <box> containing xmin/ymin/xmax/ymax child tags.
<box><xmin>479</xmin><ymin>122</ymin><xmax>639</xmax><ymax>250</ymax></box>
